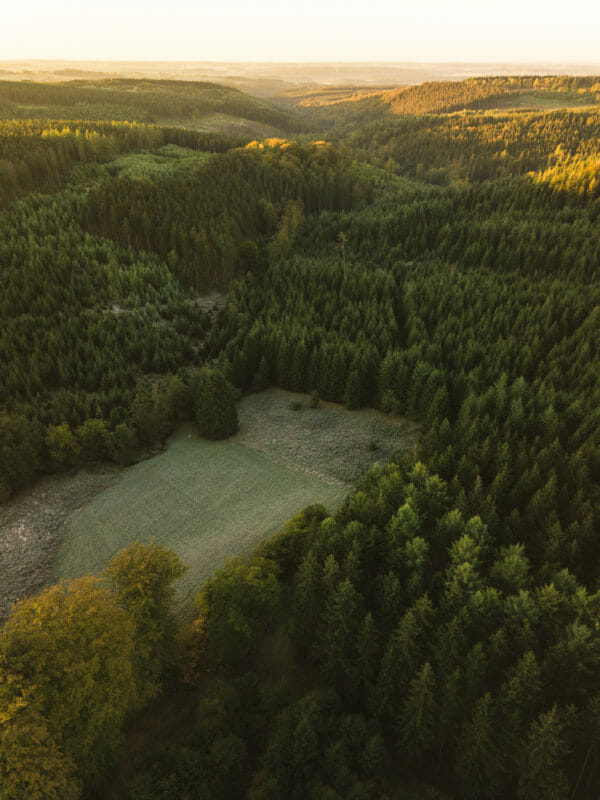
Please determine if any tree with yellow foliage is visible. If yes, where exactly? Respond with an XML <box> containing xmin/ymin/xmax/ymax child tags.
<box><xmin>0</xmin><ymin>577</ymin><xmax>137</xmax><ymax>794</ymax></box>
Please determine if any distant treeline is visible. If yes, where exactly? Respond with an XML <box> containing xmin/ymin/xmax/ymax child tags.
<box><xmin>302</xmin><ymin>75</ymin><xmax>600</xmax><ymax>121</ymax></box>
<box><xmin>381</xmin><ymin>75</ymin><xmax>600</xmax><ymax>115</ymax></box>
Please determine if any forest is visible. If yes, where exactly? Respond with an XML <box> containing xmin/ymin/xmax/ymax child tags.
<box><xmin>1</xmin><ymin>76</ymin><xmax>600</xmax><ymax>799</ymax></box>
<box><xmin>298</xmin><ymin>74</ymin><xmax>600</xmax><ymax>122</ymax></box>
<box><xmin>0</xmin><ymin>79</ymin><xmax>300</xmax><ymax>130</ymax></box>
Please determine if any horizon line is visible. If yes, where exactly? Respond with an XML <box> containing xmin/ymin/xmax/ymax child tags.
<box><xmin>3</xmin><ymin>58</ymin><xmax>600</xmax><ymax>66</ymax></box>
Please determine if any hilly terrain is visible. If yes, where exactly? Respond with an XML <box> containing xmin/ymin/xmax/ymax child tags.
<box><xmin>290</xmin><ymin>74</ymin><xmax>600</xmax><ymax>122</ymax></box>
<box><xmin>1</xmin><ymin>75</ymin><xmax>600</xmax><ymax>800</ymax></box>
<box><xmin>297</xmin><ymin>83</ymin><xmax>600</xmax><ymax>114</ymax></box>
<box><xmin>0</xmin><ymin>78</ymin><xmax>301</xmax><ymax>135</ymax></box>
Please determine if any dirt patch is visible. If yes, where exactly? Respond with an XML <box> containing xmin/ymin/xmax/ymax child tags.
<box><xmin>193</xmin><ymin>290</ymin><xmax>227</xmax><ymax>313</ymax></box>
<box><xmin>0</xmin><ymin>466</ymin><xmax>123</xmax><ymax>620</ymax></box>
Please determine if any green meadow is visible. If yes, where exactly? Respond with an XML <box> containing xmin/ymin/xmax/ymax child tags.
<box><xmin>51</xmin><ymin>428</ymin><xmax>346</xmax><ymax>615</ymax></box>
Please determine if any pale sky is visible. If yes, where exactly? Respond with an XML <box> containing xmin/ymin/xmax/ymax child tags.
<box><xmin>3</xmin><ymin>0</ymin><xmax>600</xmax><ymax>62</ymax></box>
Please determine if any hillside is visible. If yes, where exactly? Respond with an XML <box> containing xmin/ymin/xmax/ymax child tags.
<box><xmin>292</xmin><ymin>74</ymin><xmax>600</xmax><ymax>128</ymax></box>
<box><xmin>0</xmin><ymin>78</ymin><xmax>302</xmax><ymax>134</ymax></box>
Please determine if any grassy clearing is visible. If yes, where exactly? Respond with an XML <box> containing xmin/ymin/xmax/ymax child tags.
<box><xmin>495</xmin><ymin>90</ymin><xmax>600</xmax><ymax>110</ymax></box>
<box><xmin>51</xmin><ymin>428</ymin><xmax>346</xmax><ymax>616</ymax></box>
<box><xmin>234</xmin><ymin>389</ymin><xmax>419</xmax><ymax>486</ymax></box>
<box><xmin>4</xmin><ymin>392</ymin><xmax>416</xmax><ymax>619</ymax></box>
<box><xmin>174</xmin><ymin>112</ymin><xmax>283</xmax><ymax>138</ymax></box>
<box><xmin>107</xmin><ymin>146</ymin><xmax>213</xmax><ymax>179</ymax></box>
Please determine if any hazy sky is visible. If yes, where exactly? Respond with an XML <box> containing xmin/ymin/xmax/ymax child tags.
<box><xmin>5</xmin><ymin>0</ymin><xmax>600</xmax><ymax>62</ymax></box>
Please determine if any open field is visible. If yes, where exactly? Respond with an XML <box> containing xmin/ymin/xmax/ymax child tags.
<box><xmin>50</xmin><ymin>427</ymin><xmax>346</xmax><ymax>616</ymax></box>
<box><xmin>0</xmin><ymin>77</ymin><xmax>297</xmax><ymax>134</ymax></box>
<box><xmin>0</xmin><ymin>391</ymin><xmax>412</xmax><ymax>618</ymax></box>
<box><xmin>171</xmin><ymin>112</ymin><xmax>284</xmax><ymax>137</ymax></box>
<box><xmin>491</xmin><ymin>89</ymin><xmax>600</xmax><ymax>110</ymax></box>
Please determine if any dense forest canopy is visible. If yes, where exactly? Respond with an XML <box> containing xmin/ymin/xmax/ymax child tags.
<box><xmin>1</xmin><ymin>75</ymin><xmax>600</xmax><ymax>799</ymax></box>
<box><xmin>0</xmin><ymin>134</ymin><xmax>358</xmax><ymax>501</ymax></box>
<box><xmin>0</xmin><ymin>118</ymin><xmax>244</xmax><ymax>206</ymax></box>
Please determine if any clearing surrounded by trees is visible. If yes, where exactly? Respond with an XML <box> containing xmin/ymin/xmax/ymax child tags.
<box><xmin>1</xmin><ymin>392</ymin><xmax>416</xmax><ymax>618</ymax></box>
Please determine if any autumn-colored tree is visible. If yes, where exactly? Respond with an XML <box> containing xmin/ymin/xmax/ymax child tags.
<box><xmin>45</xmin><ymin>422</ymin><xmax>80</xmax><ymax>466</ymax></box>
<box><xmin>0</xmin><ymin>577</ymin><xmax>138</xmax><ymax>790</ymax></box>
<box><xmin>0</xmin><ymin>688</ymin><xmax>80</xmax><ymax>800</ymax></box>
<box><xmin>105</xmin><ymin>539</ymin><xmax>186</xmax><ymax>699</ymax></box>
